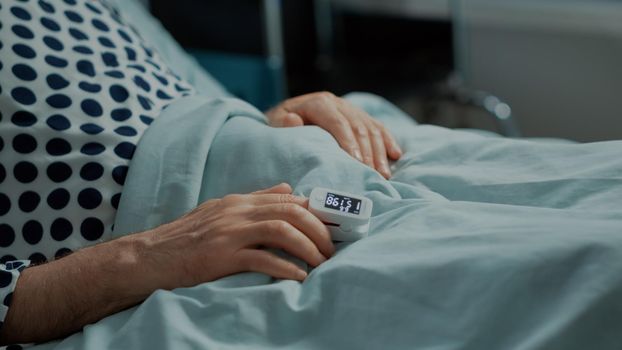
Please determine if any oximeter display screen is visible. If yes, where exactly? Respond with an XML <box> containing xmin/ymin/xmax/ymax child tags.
<box><xmin>324</xmin><ymin>192</ymin><xmax>361</xmax><ymax>215</ymax></box>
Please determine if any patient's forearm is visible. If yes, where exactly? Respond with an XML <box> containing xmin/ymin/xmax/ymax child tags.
<box><xmin>0</xmin><ymin>236</ymin><xmax>150</xmax><ymax>345</ymax></box>
<box><xmin>0</xmin><ymin>184</ymin><xmax>332</xmax><ymax>345</ymax></box>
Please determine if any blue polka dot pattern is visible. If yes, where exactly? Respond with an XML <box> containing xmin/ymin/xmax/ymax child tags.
<box><xmin>85</xmin><ymin>3</ymin><xmax>102</xmax><ymax>15</ymax></box>
<box><xmin>38</xmin><ymin>1</ymin><xmax>55</xmax><ymax>14</ymax></box>
<box><xmin>73</xmin><ymin>45</ymin><xmax>93</xmax><ymax>54</ymax></box>
<box><xmin>0</xmin><ymin>0</ymin><xmax>195</xmax><ymax>332</ymax></box>
<box><xmin>47</xmin><ymin>162</ymin><xmax>72</xmax><ymax>183</ymax></box>
<box><xmin>78</xmin><ymin>81</ymin><xmax>101</xmax><ymax>93</ymax></box>
<box><xmin>92</xmin><ymin>19</ymin><xmax>108</xmax><ymax>32</ymax></box>
<box><xmin>118</xmin><ymin>29</ymin><xmax>132</xmax><ymax>43</ymax></box>
<box><xmin>12</xmin><ymin>24</ymin><xmax>34</xmax><ymax>39</ymax></box>
<box><xmin>137</xmin><ymin>95</ymin><xmax>153</xmax><ymax>110</ymax></box>
<box><xmin>80</xmin><ymin>123</ymin><xmax>104</xmax><ymax>135</ymax></box>
<box><xmin>11</xmin><ymin>111</ymin><xmax>37</xmax><ymax>127</ymax></box>
<box><xmin>111</xmin><ymin>165</ymin><xmax>128</xmax><ymax>185</ymax></box>
<box><xmin>80</xmin><ymin>162</ymin><xmax>103</xmax><ymax>181</ymax></box>
<box><xmin>40</xmin><ymin>17</ymin><xmax>61</xmax><ymax>31</ymax></box>
<box><xmin>28</xmin><ymin>253</ymin><xmax>47</xmax><ymax>264</ymax></box>
<box><xmin>80</xmin><ymin>142</ymin><xmax>105</xmax><ymax>155</ymax></box>
<box><xmin>110</xmin><ymin>193</ymin><xmax>121</xmax><ymax>210</ymax></box>
<box><xmin>98</xmin><ymin>36</ymin><xmax>115</xmax><ymax>48</ymax></box>
<box><xmin>80</xmin><ymin>217</ymin><xmax>104</xmax><ymax>241</ymax></box>
<box><xmin>124</xmin><ymin>47</ymin><xmax>136</xmax><ymax>60</ymax></box>
<box><xmin>12</xmin><ymin>43</ymin><xmax>36</xmax><ymax>58</ymax></box>
<box><xmin>46</xmin><ymin>114</ymin><xmax>71</xmax><ymax>130</ymax></box>
<box><xmin>18</xmin><ymin>191</ymin><xmax>40</xmax><ymax>213</ymax></box>
<box><xmin>13</xmin><ymin>162</ymin><xmax>38</xmax><ymax>183</ymax></box>
<box><xmin>46</xmin><ymin>94</ymin><xmax>73</xmax><ymax>109</ymax></box>
<box><xmin>113</xmin><ymin>142</ymin><xmax>135</xmax><ymax>160</ymax></box>
<box><xmin>43</xmin><ymin>36</ymin><xmax>63</xmax><ymax>51</ymax></box>
<box><xmin>104</xmin><ymin>70</ymin><xmax>123</xmax><ymax>79</ymax></box>
<box><xmin>111</xmin><ymin>108</ymin><xmax>131</xmax><ymax>121</ymax></box>
<box><xmin>77</xmin><ymin>59</ymin><xmax>95</xmax><ymax>77</ymax></box>
<box><xmin>69</xmin><ymin>27</ymin><xmax>88</xmax><ymax>41</ymax></box>
<box><xmin>81</xmin><ymin>99</ymin><xmax>103</xmax><ymax>117</ymax></box>
<box><xmin>55</xmin><ymin>248</ymin><xmax>73</xmax><ymax>260</ymax></box>
<box><xmin>102</xmin><ymin>52</ymin><xmax>118</xmax><ymax>67</ymax></box>
<box><xmin>44</xmin><ymin>54</ymin><xmax>68</xmax><ymax>67</ymax></box>
<box><xmin>50</xmin><ymin>218</ymin><xmax>73</xmax><ymax>241</ymax></box>
<box><xmin>157</xmin><ymin>90</ymin><xmax>174</xmax><ymax>100</ymax></box>
<box><xmin>0</xmin><ymin>226</ymin><xmax>16</xmax><ymax>251</ymax></box>
<box><xmin>11</xmin><ymin>7</ymin><xmax>32</xmax><ymax>21</ymax></box>
<box><xmin>47</xmin><ymin>188</ymin><xmax>70</xmax><ymax>210</ymax></box>
<box><xmin>45</xmin><ymin>138</ymin><xmax>72</xmax><ymax>156</ymax></box>
<box><xmin>0</xmin><ymin>270</ymin><xmax>13</xmax><ymax>288</ymax></box>
<box><xmin>77</xmin><ymin>188</ymin><xmax>102</xmax><ymax>209</ymax></box>
<box><xmin>23</xmin><ymin>220</ymin><xmax>44</xmax><ymax>245</ymax></box>
<box><xmin>114</xmin><ymin>126</ymin><xmax>137</xmax><ymax>137</ymax></box>
<box><xmin>0</xmin><ymin>196</ymin><xmax>11</xmax><ymax>216</ymax></box>
<box><xmin>129</xmin><ymin>63</ymin><xmax>145</xmax><ymax>73</ymax></box>
<box><xmin>109</xmin><ymin>84</ymin><xmax>128</xmax><ymax>102</ymax></box>
<box><xmin>12</xmin><ymin>64</ymin><xmax>37</xmax><ymax>81</ymax></box>
<box><xmin>133</xmin><ymin>75</ymin><xmax>150</xmax><ymax>92</ymax></box>
<box><xmin>140</xmin><ymin>115</ymin><xmax>154</xmax><ymax>125</ymax></box>
<box><xmin>11</xmin><ymin>87</ymin><xmax>36</xmax><ymax>105</ymax></box>
<box><xmin>12</xmin><ymin>134</ymin><xmax>38</xmax><ymax>154</ymax></box>
<box><xmin>64</xmin><ymin>10</ymin><xmax>83</xmax><ymax>23</ymax></box>
<box><xmin>46</xmin><ymin>74</ymin><xmax>70</xmax><ymax>90</ymax></box>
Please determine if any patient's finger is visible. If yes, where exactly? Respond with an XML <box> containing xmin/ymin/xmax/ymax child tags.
<box><xmin>368</xmin><ymin>122</ymin><xmax>391</xmax><ymax>178</ymax></box>
<box><xmin>252</xmin><ymin>183</ymin><xmax>293</xmax><ymax>195</ymax></box>
<box><xmin>269</xmin><ymin>110</ymin><xmax>305</xmax><ymax>128</ymax></box>
<box><xmin>299</xmin><ymin>101</ymin><xmax>363</xmax><ymax>162</ymax></box>
<box><xmin>248</xmin><ymin>193</ymin><xmax>308</xmax><ymax>208</ymax></box>
<box><xmin>340</xmin><ymin>110</ymin><xmax>374</xmax><ymax>167</ymax></box>
<box><xmin>251</xmin><ymin>204</ymin><xmax>334</xmax><ymax>258</ymax></box>
<box><xmin>235</xmin><ymin>249</ymin><xmax>308</xmax><ymax>281</ymax></box>
<box><xmin>374</xmin><ymin>120</ymin><xmax>402</xmax><ymax>160</ymax></box>
<box><xmin>242</xmin><ymin>221</ymin><xmax>327</xmax><ymax>267</ymax></box>
<box><xmin>350</xmin><ymin>120</ymin><xmax>374</xmax><ymax>168</ymax></box>
<box><xmin>338</xmin><ymin>102</ymin><xmax>375</xmax><ymax>168</ymax></box>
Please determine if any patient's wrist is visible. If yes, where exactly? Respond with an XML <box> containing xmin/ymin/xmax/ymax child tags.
<box><xmin>120</xmin><ymin>227</ymin><xmax>183</xmax><ymax>295</ymax></box>
<box><xmin>0</xmin><ymin>234</ymin><xmax>153</xmax><ymax>344</ymax></box>
<box><xmin>96</xmin><ymin>234</ymin><xmax>155</xmax><ymax>308</ymax></box>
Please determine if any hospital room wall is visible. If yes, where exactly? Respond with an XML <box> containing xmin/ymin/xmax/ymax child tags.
<box><xmin>461</xmin><ymin>1</ymin><xmax>622</xmax><ymax>142</ymax></box>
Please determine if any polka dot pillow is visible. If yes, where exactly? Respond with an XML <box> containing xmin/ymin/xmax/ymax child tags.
<box><xmin>0</xmin><ymin>0</ymin><xmax>195</xmax><ymax>330</ymax></box>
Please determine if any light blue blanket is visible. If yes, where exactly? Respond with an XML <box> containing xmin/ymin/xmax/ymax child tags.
<box><xmin>35</xmin><ymin>93</ymin><xmax>622</xmax><ymax>350</ymax></box>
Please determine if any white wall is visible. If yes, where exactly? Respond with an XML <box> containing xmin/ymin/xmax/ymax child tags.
<box><xmin>460</xmin><ymin>0</ymin><xmax>622</xmax><ymax>141</ymax></box>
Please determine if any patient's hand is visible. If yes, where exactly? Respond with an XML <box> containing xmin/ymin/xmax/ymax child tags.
<box><xmin>1</xmin><ymin>183</ymin><xmax>332</xmax><ymax>345</ymax></box>
<box><xmin>141</xmin><ymin>183</ymin><xmax>334</xmax><ymax>290</ymax></box>
<box><xmin>266</xmin><ymin>92</ymin><xmax>402</xmax><ymax>179</ymax></box>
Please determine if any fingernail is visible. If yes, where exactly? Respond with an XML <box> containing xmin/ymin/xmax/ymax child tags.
<box><xmin>297</xmin><ymin>269</ymin><xmax>308</xmax><ymax>280</ymax></box>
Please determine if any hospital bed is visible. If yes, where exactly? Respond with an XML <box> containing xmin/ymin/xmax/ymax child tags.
<box><xmin>28</xmin><ymin>0</ymin><xmax>622</xmax><ymax>349</ymax></box>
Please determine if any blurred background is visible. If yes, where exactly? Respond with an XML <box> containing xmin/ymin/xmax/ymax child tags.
<box><xmin>146</xmin><ymin>0</ymin><xmax>622</xmax><ymax>142</ymax></box>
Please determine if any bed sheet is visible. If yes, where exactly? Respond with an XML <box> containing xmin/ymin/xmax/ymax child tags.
<box><xmin>30</xmin><ymin>93</ymin><xmax>622</xmax><ymax>350</ymax></box>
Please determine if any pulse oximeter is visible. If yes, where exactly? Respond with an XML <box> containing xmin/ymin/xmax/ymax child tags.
<box><xmin>308</xmin><ymin>187</ymin><xmax>373</xmax><ymax>242</ymax></box>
